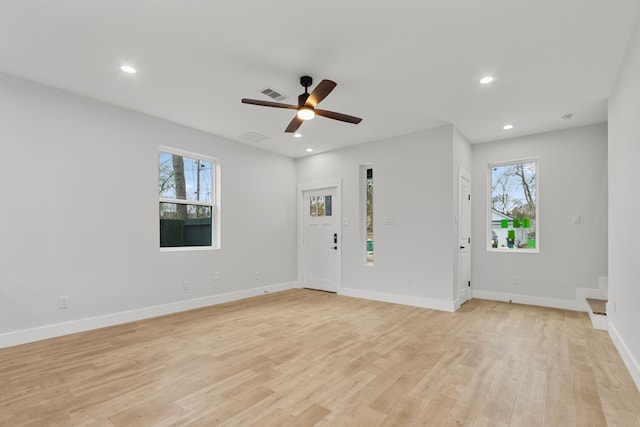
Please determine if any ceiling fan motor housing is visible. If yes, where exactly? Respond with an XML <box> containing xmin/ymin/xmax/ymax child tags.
<box><xmin>298</xmin><ymin>92</ymin><xmax>310</xmax><ymax>106</ymax></box>
<box><xmin>300</xmin><ymin>75</ymin><xmax>313</xmax><ymax>88</ymax></box>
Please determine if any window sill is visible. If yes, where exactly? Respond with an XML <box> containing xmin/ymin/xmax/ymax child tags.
<box><xmin>160</xmin><ymin>246</ymin><xmax>218</xmax><ymax>252</ymax></box>
<box><xmin>487</xmin><ymin>248</ymin><xmax>539</xmax><ymax>254</ymax></box>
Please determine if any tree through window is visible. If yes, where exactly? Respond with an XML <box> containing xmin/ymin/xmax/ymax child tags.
<box><xmin>489</xmin><ymin>160</ymin><xmax>537</xmax><ymax>251</ymax></box>
<box><xmin>159</xmin><ymin>148</ymin><xmax>217</xmax><ymax>249</ymax></box>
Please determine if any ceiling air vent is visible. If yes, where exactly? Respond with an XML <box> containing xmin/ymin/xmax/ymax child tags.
<box><xmin>260</xmin><ymin>87</ymin><xmax>287</xmax><ymax>101</ymax></box>
<box><xmin>239</xmin><ymin>131</ymin><xmax>270</xmax><ymax>144</ymax></box>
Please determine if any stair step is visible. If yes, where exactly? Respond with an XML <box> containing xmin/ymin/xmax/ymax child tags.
<box><xmin>586</xmin><ymin>298</ymin><xmax>607</xmax><ymax>315</ymax></box>
<box><xmin>586</xmin><ymin>298</ymin><xmax>607</xmax><ymax>331</ymax></box>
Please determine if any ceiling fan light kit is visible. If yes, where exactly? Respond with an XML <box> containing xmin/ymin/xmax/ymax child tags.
<box><xmin>297</xmin><ymin>107</ymin><xmax>315</xmax><ymax>121</ymax></box>
<box><xmin>242</xmin><ymin>75</ymin><xmax>362</xmax><ymax>133</ymax></box>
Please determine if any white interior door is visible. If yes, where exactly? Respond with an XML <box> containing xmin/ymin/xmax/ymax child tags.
<box><xmin>458</xmin><ymin>174</ymin><xmax>471</xmax><ymax>305</ymax></box>
<box><xmin>302</xmin><ymin>187</ymin><xmax>339</xmax><ymax>292</ymax></box>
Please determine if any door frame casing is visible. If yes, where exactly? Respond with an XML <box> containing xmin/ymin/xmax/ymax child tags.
<box><xmin>298</xmin><ymin>178</ymin><xmax>342</xmax><ymax>292</ymax></box>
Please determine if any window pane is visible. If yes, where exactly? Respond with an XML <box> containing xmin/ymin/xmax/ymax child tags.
<box><xmin>325</xmin><ymin>195</ymin><xmax>332</xmax><ymax>216</ymax></box>
<box><xmin>317</xmin><ymin>196</ymin><xmax>325</xmax><ymax>216</ymax></box>
<box><xmin>159</xmin><ymin>152</ymin><xmax>212</xmax><ymax>202</ymax></box>
<box><xmin>366</xmin><ymin>167</ymin><xmax>374</xmax><ymax>262</ymax></box>
<box><xmin>160</xmin><ymin>202</ymin><xmax>212</xmax><ymax>247</ymax></box>
<box><xmin>310</xmin><ymin>196</ymin><xmax>317</xmax><ymax>217</ymax></box>
<box><xmin>490</xmin><ymin>162</ymin><xmax>537</xmax><ymax>250</ymax></box>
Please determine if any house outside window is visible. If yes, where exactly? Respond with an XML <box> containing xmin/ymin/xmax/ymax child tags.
<box><xmin>489</xmin><ymin>160</ymin><xmax>538</xmax><ymax>252</ymax></box>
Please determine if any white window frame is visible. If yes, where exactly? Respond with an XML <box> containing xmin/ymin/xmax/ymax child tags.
<box><xmin>487</xmin><ymin>158</ymin><xmax>539</xmax><ymax>253</ymax></box>
<box><xmin>159</xmin><ymin>146</ymin><xmax>220</xmax><ymax>251</ymax></box>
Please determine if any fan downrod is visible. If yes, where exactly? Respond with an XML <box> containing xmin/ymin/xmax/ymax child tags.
<box><xmin>298</xmin><ymin>76</ymin><xmax>313</xmax><ymax>106</ymax></box>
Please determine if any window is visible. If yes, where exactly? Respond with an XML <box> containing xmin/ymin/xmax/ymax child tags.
<box><xmin>159</xmin><ymin>147</ymin><xmax>218</xmax><ymax>249</ymax></box>
<box><xmin>362</xmin><ymin>166</ymin><xmax>374</xmax><ymax>263</ymax></box>
<box><xmin>489</xmin><ymin>160</ymin><xmax>537</xmax><ymax>251</ymax></box>
<box><xmin>310</xmin><ymin>195</ymin><xmax>332</xmax><ymax>217</ymax></box>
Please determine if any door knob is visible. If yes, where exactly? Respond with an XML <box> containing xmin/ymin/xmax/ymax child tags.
<box><xmin>330</xmin><ymin>246</ymin><xmax>338</xmax><ymax>250</ymax></box>
<box><xmin>460</xmin><ymin>246</ymin><xmax>465</xmax><ymax>249</ymax></box>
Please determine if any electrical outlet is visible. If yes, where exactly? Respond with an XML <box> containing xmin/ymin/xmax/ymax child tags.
<box><xmin>212</xmin><ymin>272</ymin><xmax>221</xmax><ymax>281</ymax></box>
<box><xmin>407</xmin><ymin>278</ymin><xmax>413</xmax><ymax>287</ymax></box>
<box><xmin>59</xmin><ymin>296</ymin><xmax>70</xmax><ymax>309</ymax></box>
<box><xmin>512</xmin><ymin>276</ymin><xmax>519</xmax><ymax>285</ymax></box>
<box><xmin>183</xmin><ymin>280</ymin><xmax>191</xmax><ymax>291</ymax></box>
<box><xmin>255</xmin><ymin>272</ymin><xmax>260</xmax><ymax>280</ymax></box>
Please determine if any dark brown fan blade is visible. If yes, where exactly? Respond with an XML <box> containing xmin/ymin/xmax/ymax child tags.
<box><xmin>242</xmin><ymin>99</ymin><xmax>299</xmax><ymax>110</ymax></box>
<box><xmin>315</xmin><ymin>109</ymin><xmax>362</xmax><ymax>124</ymax></box>
<box><xmin>305</xmin><ymin>80</ymin><xmax>337</xmax><ymax>107</ymax></box>
<box><xmin>284</xmin><ymin>115</ymin><xmax>304</xmax><ymax>133</ymax></box>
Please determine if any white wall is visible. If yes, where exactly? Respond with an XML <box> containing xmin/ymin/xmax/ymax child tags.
<box><xmin>0</xmin><ymin>73</ymin><xmax>297</xmax><ymax>346</ymax></box>
<box><xmin>608</xmin><ymin>16</ymin><xmax>640</xmax><ymax>389</ymax></box>
<box><xmin>471</xmin><ymin>124</ymin><xmax>608</xmax><ymax>308</ymax></box>
<box><xmin>296</xmin><ymin>125</ymin><xmax>465</xmax><ymax>310</ymax></box>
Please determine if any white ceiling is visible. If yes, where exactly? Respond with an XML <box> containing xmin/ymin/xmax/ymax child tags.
<box><xmin>1</xmin><ymin>1</ymin><xmax>638</xmax><ymax>158</ymax></box>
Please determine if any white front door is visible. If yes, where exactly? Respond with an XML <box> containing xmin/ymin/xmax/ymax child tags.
<box><xmin>458</xmin><ymin>173</ymin><xmax>471</xmax><ymax>306</ymax></box>
<box><xmin>302</xmin><ymin>187</ymin><xmax>339</xmax><ymax>292</ymax></box>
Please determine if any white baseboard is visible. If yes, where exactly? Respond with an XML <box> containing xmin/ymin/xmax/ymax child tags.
<box><xmin>339</xmin><ymin>287</ymin><xmax>455</xmax><ymax>312</ymax></box>
<box><xmin>575</xmin><ymin>288</ymin><xmax>607</xmax><ymax>311</ymax></box>
<box><xmin>575</xmin><ymin>277</ymin><xmax>608</xmax><ymax>311</ymax></box>
<box><xmin>471</xmin><ymin>289</ymin><xmax>583</xmax><ymax>311</ymax></box>
<box><xmin>0</xmin><ymin>282</ymin><xmax>297</xmax><ymax>349</ymax></box>
<box><xmin>609</xmin><ymin>322</ymin><xmax>640</xmax><ymax>392</ymax></box>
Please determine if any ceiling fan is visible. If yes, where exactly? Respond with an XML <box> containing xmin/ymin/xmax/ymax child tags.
<box><xmin>241</xmin><ymin>76</ymin><xmax>362</xmax><ymax>133</ymax></box>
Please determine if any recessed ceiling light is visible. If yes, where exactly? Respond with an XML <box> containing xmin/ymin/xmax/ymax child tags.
<box><xmin>502</xmin><ymin>124</ymin><xmax>514</xmax><ymax>130</ymax></box>
<box><xmin>305</xmin><ymin>148</ymin><xmax>314</xmax><ymax>153</ymax></box>
<box><xmin>120</xmin><ymin>65</ymin><xmax>137</xmax><ymax>74</ymax></box>
<box><xmin>293</xmin><ymin>133</ymin><xmax>302</xmax><ymax>138</ymax></box>
<box><xmin>480</xmin><ymin>76</ymin><xmax>495</xmax><ymax>85</ymax></box>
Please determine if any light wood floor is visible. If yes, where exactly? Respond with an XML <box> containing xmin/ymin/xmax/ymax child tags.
<box><xmin>1</xmin><ymin>289</ymin><xmax>639</xmax><ymax>426</ymax></box>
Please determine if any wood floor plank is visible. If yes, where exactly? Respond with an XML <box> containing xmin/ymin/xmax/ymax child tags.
<box><xmin>440</xmin><ymin>357</ymin><xmax>503</xmax><ymax>426</ymax></box>
<box><xmin>510</xmin><ymin>367</ymin><xmax>547</xmax><ymax>427</ymax></box>
<box><xmin>542</xmin><ymin>366</ymin><xmax>576</xmax><ymax>427</ymax></box>
<box><xmin>570</xmin><ymin>362</ymin><xmax>609</xmax><ymax>426</ymax></box>
<box><xmin>294</xmin><ymin>403</ymin><xmax>331</xmax><ymax>425</ymax></box>
<box><xmin>1</xmin><ymin>290</ymin><xmax>639</xmax><ymax>426</ymax></box>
